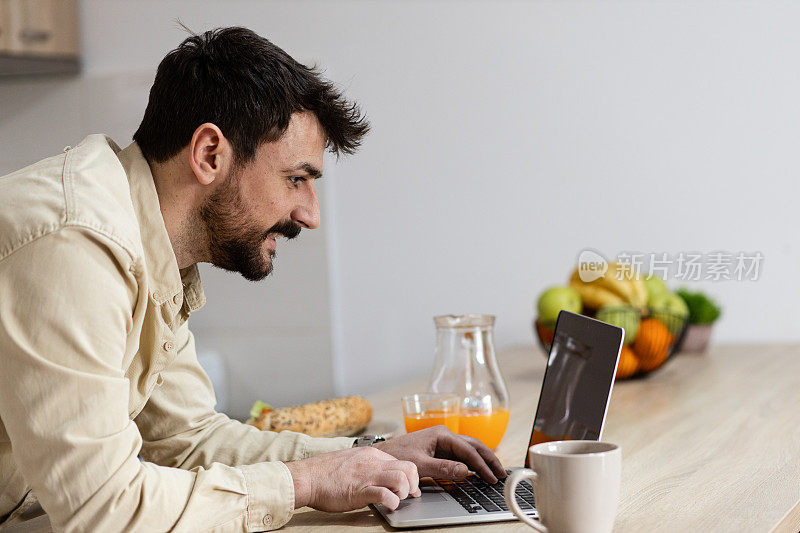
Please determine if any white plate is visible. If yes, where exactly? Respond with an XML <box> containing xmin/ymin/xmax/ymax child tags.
<box><xmin>354</xmin><ymin>419</ymin><xmax>403</xmax><ymax>439</ymax></box>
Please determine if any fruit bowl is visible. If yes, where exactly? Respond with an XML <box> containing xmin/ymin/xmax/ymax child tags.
<box><xmin>533</xmin><ymin>308</ymin><xmax>688</xmax><ymax>380</ymax></box>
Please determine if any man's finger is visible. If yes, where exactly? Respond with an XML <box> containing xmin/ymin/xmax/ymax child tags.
<box><xmin>439</xmin><ymin>433</ymin><xmax>498</xmax><ymax>483</ymax></box>
<box><xmin>363</xmin><ymin>486</ymin><xmax>401</xmax><ymax>511</ymax></box>
<box><xmin>375</xmin><ymin>469</ymin><xmax>411</xmax><ymax>500</ymax></box>
<box><xmin>388</xmin><ymin>459</ymin><xmax>420</xmax><ymax>496</ymax></box>
<box><xmin>457</xmin><ymin>435</ymin><xmax>507</xmax><ymax>478</ymax></box>
<box><xmin>420</xmin><ymin>457</ymin><xmax>469</xmax><ymax>480</ymax></box>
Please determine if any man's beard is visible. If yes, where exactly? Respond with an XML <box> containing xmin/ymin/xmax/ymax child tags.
<box><xmin>198</xmin><ymin>173</ymin><xmax>301</xmax><ymax>281</ymax></box>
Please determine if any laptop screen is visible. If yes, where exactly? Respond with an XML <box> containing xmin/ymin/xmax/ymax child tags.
<box><xmin>524</xmin><ymin>311</ymin><xmax>623</xmax><ymax>467</ymax></box>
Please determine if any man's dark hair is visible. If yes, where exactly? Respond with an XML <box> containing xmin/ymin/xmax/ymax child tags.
<box><xmin>133</xmin><ymin>26</ymin><xmax>369</xmax><ymax>164</ymax></box>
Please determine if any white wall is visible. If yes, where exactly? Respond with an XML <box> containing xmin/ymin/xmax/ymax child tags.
<box><xmin>2</xmin><ymin>1</ymin><xmax>798</xmax><ymax>413</ymax></box>
<box><xmin>319</xmin><ymin>1</ymin><xmax>800</xmax><ymax>393</ymax></box>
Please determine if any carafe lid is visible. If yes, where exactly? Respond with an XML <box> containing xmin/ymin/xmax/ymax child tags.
<box><xmin>434</xmin><ymin>314</ymin><xmax>495</xmax><ymax>328</ymax></box>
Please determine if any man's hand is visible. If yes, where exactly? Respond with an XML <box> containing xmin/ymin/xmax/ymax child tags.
<box><xmin>285</xmin><ymin>447</ymin><xmax>420</xmax><ymax>512</ymax></box>
<box><xmin>373</xmin><ymin>426</ymin><xmax>507</xmax><ymax>483</ymax></box>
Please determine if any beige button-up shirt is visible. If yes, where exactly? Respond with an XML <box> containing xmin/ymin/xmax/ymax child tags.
<box><xmin>0</xmin><ymin>135</ymin><xmax>353</xmax><ymax>532</ymax></box>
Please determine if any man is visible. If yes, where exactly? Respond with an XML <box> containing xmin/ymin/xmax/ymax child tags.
<box><xmin>0</xmin><ymin>27</ymin><xmax>505</xmax><ymax>532</ymax></box>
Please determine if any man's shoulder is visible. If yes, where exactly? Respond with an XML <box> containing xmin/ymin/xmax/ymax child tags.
<box><xmin>0</xmin><ymin>134</ymin><xmax>143</xmax><ymax>262</ymax></box>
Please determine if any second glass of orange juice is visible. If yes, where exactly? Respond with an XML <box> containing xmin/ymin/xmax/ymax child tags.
<box><xmin>402</xmin><ymin>393</ymin><xmax>460</xmax><ymax>434</ymax></box>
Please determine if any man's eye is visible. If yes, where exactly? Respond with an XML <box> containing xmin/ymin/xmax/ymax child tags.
<box><xmin>289</xmin><ymin>176</ymin><xmax>306</xmax><ymax>187</ymax></box>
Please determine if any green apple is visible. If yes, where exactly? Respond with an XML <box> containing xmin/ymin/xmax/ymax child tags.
<box><xmin>649</xmin><ymin>292</ymin><xmax>689</xmax><ymax>335</ymax></box>
<box><xmin>643</xmin><ymin>275</ymin><xmax>669</xmax><ymax>306</ymax></box>
<box><xmin>597</xmin><ymin>304</ymin><xmax>640</xmax><ymax>344</ymax></box>
<box><xmin>537</xmin><ymin>286</ymin><xmax>582</xmax><ymax>325</ymax></box>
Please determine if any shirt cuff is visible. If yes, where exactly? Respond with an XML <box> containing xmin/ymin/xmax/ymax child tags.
<box><xmin>240</xmin><ymin>461</ymin><xmax>295</xmax><ymax>531</ymax></box>
<box><xmin>301</xmin><ymin>435</ymin><xmax>357</xmax><ymax>457</ymax></box>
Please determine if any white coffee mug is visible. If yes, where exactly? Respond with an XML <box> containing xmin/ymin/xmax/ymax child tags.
<box><xmin>503</xmin><ymin>440</ymin><xmax>621</xmax><ymax>533</ymax></box>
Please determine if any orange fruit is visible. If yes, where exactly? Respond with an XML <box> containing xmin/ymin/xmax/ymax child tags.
<box><xmin>536</xmin><ymin>319</ymin><xmax>555</xmax><ymax>347</ymax></box>
<box><xmin>633</xmin><ymin>318</ymin><xmax>673</xmax><ymax>372</ymax></box>
<box><xmin>615</xmin><ymin>345</ymin><xmax>639</xmax><ymax>379</ymax></box>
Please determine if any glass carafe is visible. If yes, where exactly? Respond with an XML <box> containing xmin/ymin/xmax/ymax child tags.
<box><xmin>427</xmin><ymin>314</ymin><xmax>510</xmax><ymax>449</ymax></box>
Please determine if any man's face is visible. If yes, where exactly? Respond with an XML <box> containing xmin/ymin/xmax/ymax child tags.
<box><xmin>199</xmin><ymin>111</ymin><xmax>325</xmax><ymax>281</ymax></box>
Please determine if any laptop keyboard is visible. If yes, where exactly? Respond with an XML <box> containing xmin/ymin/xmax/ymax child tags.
<box><xmin>433</xmin><ymin>470</ymin><xmax>536</xmax><ymax>514</ymax></box>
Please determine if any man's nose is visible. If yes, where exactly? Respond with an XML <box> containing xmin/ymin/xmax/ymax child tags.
<box><xmin>291</xmin><ymin>182</ymin><xmax>320</xmax><ymax>230</ymax></box>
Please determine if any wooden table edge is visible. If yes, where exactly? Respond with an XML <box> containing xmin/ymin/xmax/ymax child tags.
<box><xmin>770</xmin><ymin>498</ymin><xmax>800</xmax><ymax>533</ymax></box>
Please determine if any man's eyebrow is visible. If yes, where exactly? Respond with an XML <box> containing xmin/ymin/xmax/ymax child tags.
<box><xmin>282</xmin><ymin>162</ymin><xmax>323</xmax><ymax>179</ymax></box>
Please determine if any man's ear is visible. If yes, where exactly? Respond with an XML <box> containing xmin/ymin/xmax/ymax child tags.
<box><xmin>188</xmin><ymin>123</ymin><xmax>230</xmax><ymax>185</ymax></box>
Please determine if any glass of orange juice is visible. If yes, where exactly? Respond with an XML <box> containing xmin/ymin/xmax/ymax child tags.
<box><xmin>402</xmin><ymin>393</ymin><xmax>460</xmax><ymax>434</ymax></box>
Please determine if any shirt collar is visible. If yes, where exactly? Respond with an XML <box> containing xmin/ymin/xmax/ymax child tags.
<box><xmin>116</xmin><ymin>141</ymin><xmax>206</xmax><ymax>313</ymax></box>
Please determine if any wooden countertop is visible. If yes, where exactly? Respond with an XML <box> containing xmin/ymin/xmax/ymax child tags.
<box><xmin>287</xmin><ymin>343</ymin><xmax>800</xmax><ymax>532</ymax></box>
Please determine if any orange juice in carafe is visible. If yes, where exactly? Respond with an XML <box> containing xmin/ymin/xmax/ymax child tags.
<box><xmin>458</xmin><ymin>408</ymin><xmax>510</xmax><ymax>450</ymax></box>
<box><xmin>427</xmin><ymin>314</ymin><xmax>510</xmax><ymax>449</ymax></box>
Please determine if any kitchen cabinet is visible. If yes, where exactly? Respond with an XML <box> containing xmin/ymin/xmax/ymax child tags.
<box><xmin>0</xmin><ymin>0</ymin><xmax>80</xmax><ymax>76</ymax></box>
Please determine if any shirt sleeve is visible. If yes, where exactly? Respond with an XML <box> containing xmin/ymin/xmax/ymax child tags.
<box><xmin>0</xmin><ymin>228</ymin><xmax>321</xmax><ymax>532</ymax></box>
<box><xmin>134</xmin><ymin>321</ymin><xmax>354</xmax><ymax>470</ymax></box>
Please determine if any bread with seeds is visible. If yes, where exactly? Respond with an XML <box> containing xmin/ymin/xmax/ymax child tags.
<box><xmin>248</xmin><ymin>396</ymin><xmax>372</xmax><ymax>437</ymax></box>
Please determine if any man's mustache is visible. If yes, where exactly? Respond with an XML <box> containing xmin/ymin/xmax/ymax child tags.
<box><xmin>263</xmin><ymin>220</ymin><xmax>302</xmax><ymax>241</ymax></box>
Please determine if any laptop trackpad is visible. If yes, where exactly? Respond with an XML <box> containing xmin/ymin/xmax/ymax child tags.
<box><xmin>392</xmin><ymin>483</ymin><xmax>451</xmax><ymax>511</ymax></box>
<box><xmin>374</xmin><ymin>479</ymin><xmax>484</xmax><ymax>526</ymax></box>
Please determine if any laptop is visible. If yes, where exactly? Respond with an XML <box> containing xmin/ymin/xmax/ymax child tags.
<box><xmin>374</xmin><ymin>311</ymin><xmax>624</xmax><ymax>528</ymax></box>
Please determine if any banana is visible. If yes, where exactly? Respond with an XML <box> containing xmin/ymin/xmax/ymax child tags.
<box><xmin>569</xmin><ymin>264</ymin><xmax>647</xmax><ymax>310</ymax></box>
<box><xmin>592</xmin><ymin>263</ymin><xmax>633</xmax><ymax>303</ymax></box>
<box><xmin>627</xmin><ymin>277</ymin><xmax>647</xmax><ymax>309</ymax></box>
<box><xmin>609</xmin><ymin>263</ymin><xmax>647</xmax><ymax>309</ymax></box>
<box><xmin>569</xmin><ymin>276</ymin><xmax>624</xmax><ymax>309</ymax></box>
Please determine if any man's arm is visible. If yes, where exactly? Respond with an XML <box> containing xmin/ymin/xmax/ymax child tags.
<box><xmin>0</xmin><ymin>229</ymin><xmax>296</xmax><ymax>531</ymax></box>
<box><xmin>134</xmin><ymin>321</ymin><xmax>354</xmax><ymax>470</ymax></box>
<box><xmin>134</xmin><ymin>322</ymin><xmax>508</xmax><ymax>486</ymax></box>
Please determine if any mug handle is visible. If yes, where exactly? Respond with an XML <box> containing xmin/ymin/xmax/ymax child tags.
<box><xmin>504</xmin><ymin>468</ymin><xmax>548</xmax><ymax>533</ymax></box>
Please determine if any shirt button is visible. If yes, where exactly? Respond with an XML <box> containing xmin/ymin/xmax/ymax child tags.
<box><xmin>152</xmin><ymin>291</ymin><xmax>162</xmax><ymax>301</ymax></box>
<box><xmin>173</xmin><ymin>294</ymin><xmax>181</xmax><ymax>305</ymax></box>
<box><xmin>262</xmin><ymin>515</ymin><xmax>272</xmax><ymax>527</ymax></box>
<box><xmin>62</xmin><ymin>145</ymin><xmax>71</xmax><ymax>152</ymax></box>
<box><xmin>163</xmin><ymin>341</ymin><xmax>174</xmax><ymax>351</ymax></box>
